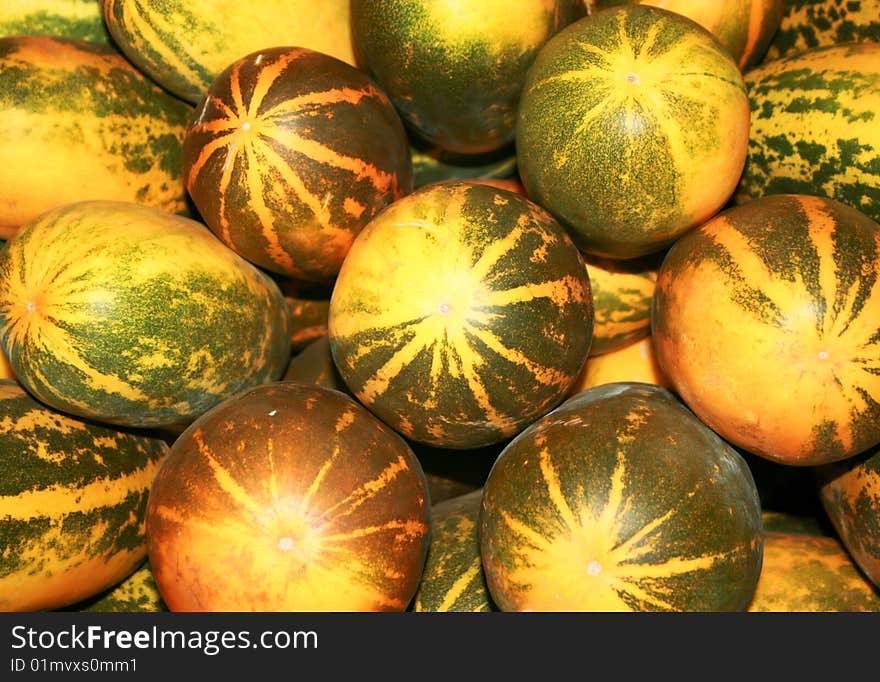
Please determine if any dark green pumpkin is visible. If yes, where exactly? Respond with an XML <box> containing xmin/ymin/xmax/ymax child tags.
<box><xmin>480</xmin><ymin>382</ymin><xmax>764</xmax><ymax>611</ymax></box>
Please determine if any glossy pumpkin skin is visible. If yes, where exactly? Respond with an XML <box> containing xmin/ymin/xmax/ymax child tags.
<box><xmin>351</xmin><ymin>0</ymin><xmax>582</xmax><ymax>155</ymax></box>
<box><xmin>589</xmin><ymin>0</ymin><xmax>786</xmax><ymax>70</ymax></box>
<box><xmin>0</xmin><ymin>0</ymin><xmax>113</xmax><ymax>45</ymax></box>
<box><xmin>585</xmin><ymin>253</ymin><xmax>660</xmax><ymax>356</ymax></box>
<box><xmin>183</xmin><ymin>47</ymin><xmax>413</xmax><ymax>283</ymax></box>
<box><xmin>146</xmin><ymin>382</ymin><xmax>431</xmax><ymax>612</ymax></box>
<box><xmin>517</xmin><ymin>5</ymin><xmax>750</xmax><ymax>258</ymax></box>
<box><xmin>102</xmin><ymin>0</ymin><xmax>357</xmax><ymax>104</ymax></box>
<box><xmin>412</xmin><ymin>489</ymin><xmax>496</xmax><ymax>612</ymax></box>
<box><xmin>735</xmin><ymin>42</ymin><xmax>880</xmax><ymax>224</ymax></box>
<box><xmin>816</xmin><ymin>444</ymin><xmax>880</xmax><ymax>589</ymax></box>
<box><xmin>328</xmin><ymin>180</ymin><xmax>594</xmax><ymax>450</ymax></box>
<box><xmin>0</xmin><ymin>200</ymin><xmax>291</xmax><ymax>429</ymax></box>
<box><xmin>0</xmin><ymin>35</ymin><xmax>192</xmax><ymax>240</ymax></box>
<box><xmin>652</xmin><ymin>193</ymin><xmax>880</xmax><ymax>466</ymax></box>
<box><xmin>0</xmin><ymin>380</ymin><xmax>168</xmax><ymax>612</ymax></box>
<box><xmin>747</xmin><ymin>532</ymin><xmax>880</xmax><ymax>612</ymax></box>
<box><xmin>480</xmin><ymin>382</ymin><xmax>763</xmax><ymax>611</ymax></box>
<box><xmin>764</xmin><ymin>0</ymin><xmax>880</xmax><ymax>61</ymax></box>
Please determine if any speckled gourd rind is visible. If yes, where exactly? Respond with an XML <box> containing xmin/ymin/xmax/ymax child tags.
<box><xmin>516</xmin><ymin>5</ymin><xmax>750</xmax><ymax>258</ymax></box>
<box><xmin>412</xmin><ymin>489</ymin><xmax>496</xmax><ymax>612</ymax></box>
<box><xmin>735</xmin><ymin>41</ymin><xmax>880</xmax><ymax>224</ymax></box>
<box><xmin>0</xmin><ymin>199</ymin><xmax>292</xmax><ymax>429</ymax></box>
<box><xmin>101</xmin><ymin>0</ymin><xmax>357</xmax><ymax>104</ymax></box>
<box><xmin>0</xmin><ymin>35</ymin><xmax>192</xmax><ymax>240</ymax></box>
<box><xmin>763</xmin><ymin>0</ymin><xmax>880</xmax><ymax>62</ymax></box>
<box><xmin>746</xmin><ymin>532</ymin><xmax>880</xmax><ymax>611</ymax></box>
<box><xmin>328</xmin><ymin>180</ymin><xmax>594</xmax><ymax>450</ymax></box>
<box><xmin>651</xmin><ymin>193</ymin><xmax>880</xmax><ymax>466</ymax></box>
<box><xmin>182</xmin><ymin>46</ymin><xmax>413</xmax><ymax>283</ymax></box>
<box><xmin>0</xmin><ymin>380</ymin><xmax>168</xmax><ymax>612</ymax></box>
<box><xmin>0</xmin><ymin>0</ymin><xmax>113</xmax><ymax>45</ymax></box>
<box><xmin>816</xmin><ymin>444</ymin><xmax>880</xmax><ymax>589</ymax></box>
<box><xmin>73</xmin><ymin>560</ymin><xmax>168</xmax><ymax>612</ymax></box>
<box><xmin>584</xmin><ymin>253</ymin><xmax>660</xmax><ymax>356</ymax></box>
<box><xmin>590</xmin><ymin>0</ymin><xmax>786</xmax><ymax>71</ymax></box>
<box><xmin>146</xmin><ymin>381</ymin><xmax>431</xmax><ymax>612</ymax></box>
<box><xmin>350</xmin><ymin>0</ymin><xmax>582</xmax><ymax>155</ymax></box>
<box><xmin>480</xmin><ymin>382</ymin><xmax>763</xmax><ymax>611</ymax></box>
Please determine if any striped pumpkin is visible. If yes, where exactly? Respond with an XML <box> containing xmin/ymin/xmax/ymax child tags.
<box><xmin>747</xmin><ymin>532</ymin><xmax>880</xmax><ymax>611</ymax></box>
<box><xmin>480</xmin><ymin>382</ymin><xmax>763</xmax><ymax>611</ymax></box>
<box><xmin>102</xmin><ymin>0</ymin><xmax>357</xmax><ymax>104</ymax></box>
<box><xmin>73</xmin><ymin>560</ymin><xmax>168</xmax><ymax>612</ymax></box>
<box><xmin>350</xmin><ymin>0</ymin><xmax>582</xmax><ymax>155</ymax></box>
<box><xmin>763</xmin><ymin>0</ymin><xmax>880</xmax><ymax>61</ymax></box>
<box><xmin>585</xmin><ymin>253</ymin><xmax>660</xmax><ymax>356</ymax></box>
<box><xmin>0</xmin><ymin>0</ymin><xmax>113</xmax><ymax>45</ymax></box>
<box><xmin>328</xmin><ymin>180</ymin><xmax>594</xmax><ymax>450</ymax></box>
<box><xmin>587</xmin><ymin>0</ymin><xmax>786</xmax><ymax>71</ymax></box>
<box><xmin>182</xmin><ymin>46</ymin><xmax>413</xmax><ymax>283</ymax></box>
<box><xmin>0</xmin><ymin>35</ymin><xmax>192</xmax><ymax>240</ymax></box>
<box><xmin>277</xmin><ymin>278</ymin><xmax>332</xmax><ymax>353</ymax></box>
<box><xmin>652</xmin><ymin>193</ymin><xmax>880</xmax><ymax>465</ymax></box>
<box><xmin>0</xmin><ymin>380</ymin><xmax>168</xmax><ymax>612</ymax></box>
<box><xmin>517</xmin><ymin>5</ymin><xmax>750</xmax><ymax>258</ymax></box>
<box><xmin>0</xmin><ymin>200</ymin><xmax>292</xmax><ymax>430</ymax></box>
<box><xmin>735</xmin><ymin>41</ymin><xmax>880</xmax><ymax>224</ymax></box>
<box><xmin>146</xmin><ymin>381</ymin><xmax>431</xmax><ymax>611</ymax></box>
<box><xmin>816</xmin><ymin>443</ymin><xmax>880</xmax><ymax>589</ymax></box>
<box><xmin>412</xmin><ymin>489</ymin><xmax>496</xmax><ymax>612</ymax></box>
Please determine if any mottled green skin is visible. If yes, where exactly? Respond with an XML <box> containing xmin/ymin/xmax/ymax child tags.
<box><xmin>737</xmin><ymin>42</ymin><xmax>880</xmax><ymax>223</ymax></box>
<box><xmin>764</xmin><ymin>0</ymin><xmax>880</xmax><ymax>61</ymax></box>
<box><xmin>747</xmin><ymin>532</ymin><xmax>880</xmax><ymax>611</ymax></box>
<box><xmin>0</xmin><ymin>1</ymin><xmax>113</xmax><ymax>45</ymax></box>
<box><xmin>71</xmin><ymin>560</ymin><xmax>168</xmax><ymax>612</ymax></box>
<box><xmin>481</xmin><ymin>382</ymin><xmax>763</xmax><ymax>611</ymax></box>
<box><xmin>517</xmin><ymin>6</ymin><xmax>748</xmax><ymax>258</ymax></box>
<box><xmin>0</xmin><ymin>201</ymin><xmax>292</xmax><ymax>429</ymax></box>
<box><xmin>0</xmin><ymin>380</ymin><xmax>168</xmax><ymax>611</ymax></box>
<box><xmin>412</xmin><ymin>489</ymin><xmax>497</xmax><ymax>612</ymax></box>
<box><xmin>351</xmin><ymin>0</ymin><xmax>581</xmax><ymax>155</ymax></box>
<box><xmin>816</xmin><ymin>444</ymin><xmax>880</xmax><ymax>589</ymax></box>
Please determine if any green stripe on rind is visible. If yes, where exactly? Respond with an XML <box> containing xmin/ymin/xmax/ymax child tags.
<box><xmin>516</xmin><ymin>5</ymin><xmax>749</xmax><ymax>258</ymax></box>
<box><xmin>0</xmin><ymin>1</ymin><xmax>113</xmax><ymax>45</ymax></box>
<box><xmin>737</xmin><ymin>42</ymin><xmax>880</xmax><ymax>223</ymax></box>
<box><xmin>0</xmin><ymin>380</ymin><xmax>168</xmax><ymax>611</ymax></box>
<box><xmin>816</xmin><ymin>443</ymin><xmax>880</xmax><ymax>589</ymax></box>
<box><xmin>412</xmin><ymin>489</ymin><xmax>496</xmax><ymax>612</ymax></box>
<box><xmin>0</xmin><ymin>35</ymin><xmax>192</xmax><ymax>234</ymax></box>
<box><xmin>0</xmin><ymin>201</ymin><xmax>292</xmax><ymax>429</ymax></box>
<box><xmin>480</xmin><ymin>382</ymin><xmax>763</xmax><ymax>612</ymax></box>
<box><xmin>329</xmin><ymin>181</ymin><xmax>593</xmax><ymax>449</ymax></box>
<box><xmin>764</xmin><ymin>0</ymin><xmax>880</xmax><ymax>61</ymax></box>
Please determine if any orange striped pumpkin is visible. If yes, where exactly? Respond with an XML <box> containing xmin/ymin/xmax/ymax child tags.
<box><xmin>182</xmin><ymin>46</ymin><xmax>413</xmax><ymax>283</ymax></box>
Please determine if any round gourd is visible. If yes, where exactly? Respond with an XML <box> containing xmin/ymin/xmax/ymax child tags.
<box><xmin>0</xmin><ymin>200</ymin><xmax>291</xmax><ymax>429</ymax></box>
<box><xmin>0</xmin><ymin>0</ymin><xmax>113</xmax><ymax>45</ymax></box>
<box><xmin>0</xmin><ymin>35</ymin><xmax>192</xmax><ymax>240</ymax></box>
<box><xmin>102</xmin><ymin>0</ymin><xmax>357</xmax><ymax>104</ymax></box>
<box><xmin>182</xmin><ymin>46</ymin><xmax>413</xmax><ymax>283</ymax></box>
<box><xmin>350</xmin><ymin>0</ymin><xmax>582</xmax><ymax>155</ymax></box>
<box><xmin>735</xmin><ymin>42</ymin><xmax>880</xmax><ymax>224</ymax></box>
<box><xmin>146</xmin><ymin>381</ymin><xmax>431</xmax><ymax>611</ymax></box>
<box><xmin>568</xmin><ymin>335</ymin><xmax>670</xmax><ymax>395</ymax></box>
<box><xmin>764</xmin><ymin>0</ymin><xmax>880</xmax><ymax>61</ymax></box>
<box><xmin>0</xmin><ymin>380</ymin><xmax>168</xmax><ymax>612</ymax></box>
<box><xmin>517</xmin><ymin>5</ymin><xmax>750</xmax><ymax>258</ymax></box>
<box><xmin>328</xmin><ymin>180</ymin><xmax>594</xmax><ymax>449</ymax></box>
<box><xmin>652</xmin><ymin>193</ymin><xmax>880</xmax><ymax>465</ymax></box>
<box><xmin>816</xmin><ymin>444</ymin><xmax>880</xmax><ymax>589</ymax></box>
<box><xmin>480</xmin><ymin>382</ymin><xmax>763</xmax><ymax>611</ymax></box>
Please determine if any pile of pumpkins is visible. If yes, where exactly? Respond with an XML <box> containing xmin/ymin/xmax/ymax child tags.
<box><xmin>0</xmin><ymin>0</ymin><xmax>879</xmax><ymax>613</ymax></box>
